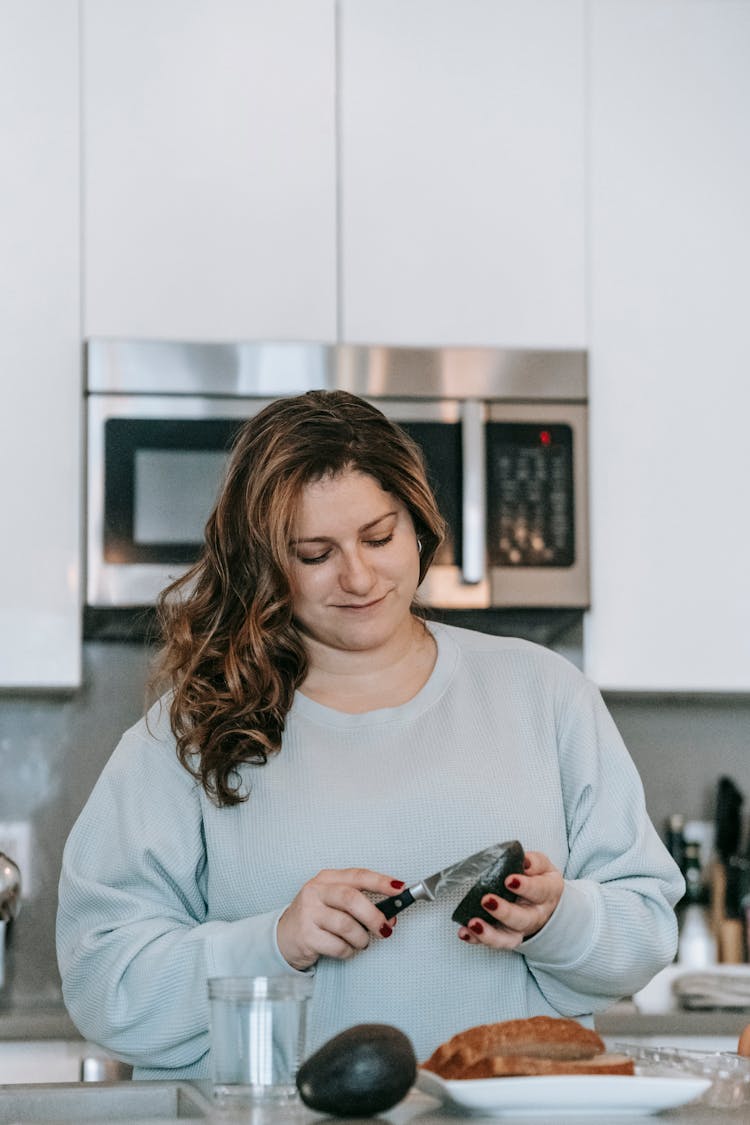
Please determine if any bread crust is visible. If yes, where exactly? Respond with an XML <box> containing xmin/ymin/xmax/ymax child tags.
<box><xmin>421</xmin><ymin>1017</ymin><xmax>633</xmax><ymax>1081</ymax></box>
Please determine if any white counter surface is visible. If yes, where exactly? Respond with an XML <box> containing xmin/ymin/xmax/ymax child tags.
<box><xmin>0</xmin><ymin>1080</ymin><xmax>743</xmax><ymax>1124</ymax></box>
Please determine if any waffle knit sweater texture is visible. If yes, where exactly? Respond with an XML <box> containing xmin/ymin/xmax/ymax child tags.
<box><xmin>56</xmin><ymin>623</ymin><xmax>683</xmax><ymax>1078</ymax></box>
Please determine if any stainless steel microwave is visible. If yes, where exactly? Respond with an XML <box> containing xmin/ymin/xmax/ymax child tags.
<box><xmin>85</xmin><ymin>340</ymin><xmax>589</xmax><ymax>616</ymax></box>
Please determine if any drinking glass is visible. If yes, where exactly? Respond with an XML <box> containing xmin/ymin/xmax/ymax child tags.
<box><xmin>208</xmin><ymin>975</ymin><xmax>314</xmax><ymax>1106</ymax></box>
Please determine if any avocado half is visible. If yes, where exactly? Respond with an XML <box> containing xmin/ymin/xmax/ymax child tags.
<box><xmin>296</xmin><ymin>1023</ymin><xmax>417</xmax><ymax>1117</ymax></box>
<box><xmin>451</xmin><ymin>839</ymin><xmax>526</xmax><ymax>927</ymax></box>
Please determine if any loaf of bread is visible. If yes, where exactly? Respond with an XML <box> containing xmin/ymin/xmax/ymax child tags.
<box><xmin>422</xmin><ymin>1016</ymin><xmax>634</xmax><ymax>1080</ymax></box>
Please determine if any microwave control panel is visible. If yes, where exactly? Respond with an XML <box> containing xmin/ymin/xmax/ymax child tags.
<box><xmin>486</xmin><ymin>422</ymin><xmax>575</xmax><ymax>568</ymax></box>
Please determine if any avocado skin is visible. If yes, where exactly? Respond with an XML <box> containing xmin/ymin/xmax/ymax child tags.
<box><xmin>451</xmin><ymin>839</ymin><xmax>526</xmax><ymax>927</ymax></box>
<box><xmin>296</xmin><ymin>1023</ymin><xmax>417</xmax><ymax>1117</ymax></box>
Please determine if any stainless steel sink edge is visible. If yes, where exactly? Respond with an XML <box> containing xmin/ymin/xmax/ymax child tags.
<box><xmin>0</xmin><ymin>1080</ymin><xmax>215</xmax><ymax>1122</ymax></box>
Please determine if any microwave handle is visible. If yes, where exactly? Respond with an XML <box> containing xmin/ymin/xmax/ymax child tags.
<box><xmin>461</xmin><ymin>399</ymin><xmax>486</xmax><ymax>584</ymax></box>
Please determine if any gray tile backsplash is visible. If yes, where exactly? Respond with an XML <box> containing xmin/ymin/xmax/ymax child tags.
<box><xmin>1</xmin><ymin>638</ymin><xmax>749</xmax><ymax>1017</ymax></box>
<box><xmin>0</xmin><ymin>643</ymin><xmax>152</xmax><ymax>1011</ymax></box>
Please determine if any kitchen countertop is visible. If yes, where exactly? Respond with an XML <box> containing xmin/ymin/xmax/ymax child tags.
<box><xmin>0</xmin><ymin>1080</ymin><xmax>742</xmax><ymax>1124</ymax></box>
<box><xmin>4</xmin><ymin>960</ymin><xmax>750</xmax><ymax>1044</ymax></box>
<box><xmin>1</xmin><ymin>1003</ymin><xmax>748</xmax><ymax>1122</ymax></box>
<box><xmin>2</xmin><ymin>1000</ymin><xmax>747</xmax><ymax>1043</ymax></box>
<box><xmin>596</xmin><ymin>1000</ymin><xmax>748</xmax><ymax>1045</ymax></box>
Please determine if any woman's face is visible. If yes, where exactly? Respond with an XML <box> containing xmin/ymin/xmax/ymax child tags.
<box><xmin>289</xmin><ymin>468</ymin><xmax>421</xmax><ymax>656</ymax></box>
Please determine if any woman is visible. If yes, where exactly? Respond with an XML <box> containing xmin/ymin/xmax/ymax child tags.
<box><xmin>57</xmin><ymin>390</ymin><xmax>683</xmax><ymax>1078</ymax></box>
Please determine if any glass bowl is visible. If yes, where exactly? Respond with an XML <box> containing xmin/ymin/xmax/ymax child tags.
<box><xmin>615</xmin><ymin>1042</ymin><xmax>750</xmax><ymax>1109</ymax></box>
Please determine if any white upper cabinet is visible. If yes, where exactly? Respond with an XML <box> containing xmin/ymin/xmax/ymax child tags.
<box><xmin>584</xmin><ymin>0</ymin><xmax>750</xmax><ymax>691</ymax></box>
<box><xmin>338</xmin><ymin>0</ymin><xmax>586</xmax><ymax>347</ymax></box>
<box><xmin>82</xmin><ymin>0</ymin><xmax>337</xmax><ymax>342</ymax></box>
<box><xmin>0</xmin><ymin>0</ymin><xmax>81</xmax><ymax>688</ymax></box>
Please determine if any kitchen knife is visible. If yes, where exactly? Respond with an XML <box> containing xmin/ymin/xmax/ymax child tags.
<box><xmin>375</xmin><ymin>843</ymin><xmax>514</xmax><ymax>921</ymax></box>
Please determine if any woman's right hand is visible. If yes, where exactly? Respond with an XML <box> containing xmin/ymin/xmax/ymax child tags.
<box><xmin>276</xmin><ymin>868</ymin><xmax>404</xmax><ymax>971</ymax></box>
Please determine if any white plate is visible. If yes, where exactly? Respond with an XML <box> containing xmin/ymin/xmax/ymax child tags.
<box><xmin>416</xmin><ymin>1069</ymin><xmax>711</xmax><ymax>1117</ymax></box>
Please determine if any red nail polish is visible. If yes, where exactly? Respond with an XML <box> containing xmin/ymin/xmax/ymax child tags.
<box><xmin>507</xmin><ymin>877</ymin><xmax>521</xmax><ymax>891</ymax></box>
<box><xmin>379</xmin><ymin>924</ymin><xmax>393</xmax><ymax>938</ymax></box>
<box><xmin>484</xmin><ymin>896</ymin><xmax>499</xmax><ymax>910</ymax></box>
<box><xmin>523</xmin><ymin>857</ymin><xmax>532</xmax><ymax>871</ymax></box>
<box><xmin>459</xmin><ymin>932</ymin><xmax>471</xmax><ymax>942</ymax></box>
<box><xmin>469</xmin><ymin>921</ymin><xmax>483</xmax><ymax>935</ymax></box>
<box><xmin>390</xmin><ymin>879</ymin><xmax>405</xmax><ymax>889</ymax></box>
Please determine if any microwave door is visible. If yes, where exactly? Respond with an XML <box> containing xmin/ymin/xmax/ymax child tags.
<box><xmin>86</xmin><ymin>395</ymin><xmax>272</xmax><ymax>608</ymax></box>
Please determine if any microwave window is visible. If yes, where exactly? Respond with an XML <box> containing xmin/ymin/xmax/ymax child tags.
<box><xmin>398</xmin><ymin>420</ymin><xmax>461</xmax><ymax>567</ymax></box>
<box><xmin>134</xmin><ymin>450</ymin><xmax>228</xmax><ymax>545</ymax></box>
<box><xmin>103</xmin><ymin>417</ymin><xmax>243</xmax><ymax>564</ymax></box>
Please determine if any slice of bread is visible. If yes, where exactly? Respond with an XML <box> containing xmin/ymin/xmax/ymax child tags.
<box><xmin>422</xmin><ymin>1017</ymin><xmax>633</xmax><ymax>1080</ymax></box>
<box><xmin>456</xmin><ymin>1052</ymin><xmax>635</xmax><ymax>1079</ymax></box>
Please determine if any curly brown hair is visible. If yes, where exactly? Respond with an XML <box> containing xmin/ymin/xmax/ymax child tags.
<box><xmin>149</xmin><ymin>390</ymin><xmax>447</xmax><ymax>806</ymax></box>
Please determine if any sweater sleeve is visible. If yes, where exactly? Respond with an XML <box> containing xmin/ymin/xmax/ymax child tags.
<box><xmin>55</xmin><ymin>730</ymin><xmax>307</xmax><ymax>1070</ymax></box>
<box><xmin>515</xmin><ymin>675</ymin><xmax>685</xmax><ymax>1016</ymax></box>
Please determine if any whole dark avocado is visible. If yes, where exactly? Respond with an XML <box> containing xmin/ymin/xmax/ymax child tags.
<box><xmin>295</xmin><ymin>1023</ymin><xmax>417</xmax><ymax>1117</ymax></box>
<box><xmin>451</xmin><ymin>839</ymin><xmax>526</xmax><ymax>927</ymax></box>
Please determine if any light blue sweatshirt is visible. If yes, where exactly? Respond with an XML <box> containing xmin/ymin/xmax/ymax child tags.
<box><xmin>56</xmin><ymin>623</ymin><xmax>683</xmax><ymax>1078</ymax></box>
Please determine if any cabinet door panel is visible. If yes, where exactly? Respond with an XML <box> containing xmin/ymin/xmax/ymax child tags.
<box><xmin>340</xmin><ymin>0</ymin><xmax>585</xmax><ymax>347</ymax></box>
<box><xmin>83</xmin><ymin>0</ymin><xmax>336</xmax><ymax>342</ymax></box>
<box><xmin>585</xmin><ymin>0</ymin><xmax>750</xmax><ymax>690</ymax></box>
<box><xmin>0</xmin><ymin>0</ymin><xmax>81</xmax><ymax>688</ymax></box>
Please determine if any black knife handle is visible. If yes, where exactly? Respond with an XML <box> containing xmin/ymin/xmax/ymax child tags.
<box><xmin>376</xmin><ymin>888</ymin><xmax>416</xmax><ymax>920</ymax></box>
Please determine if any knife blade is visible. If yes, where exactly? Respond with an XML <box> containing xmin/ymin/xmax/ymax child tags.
<box><xmin>376</xmin><ymin>842</ymin><xmax>513</xmax><ymax>921</ymax></box>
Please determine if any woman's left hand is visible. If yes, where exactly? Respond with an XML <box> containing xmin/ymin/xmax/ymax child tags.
<box><xmin>456</xmin><ymin>850</ymin><xmax>564</xmax><ymax>949</ymax></box>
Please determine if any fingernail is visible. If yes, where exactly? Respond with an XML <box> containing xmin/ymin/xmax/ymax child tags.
<box><xmin>379</xmin><ymin>924</ymin><xmax>393</xmax><ymax>938</ymax></box>
<box><xmin>469</xmin><ymin>921</ymin><xmax>483</xmax><ymax>935</ymax></box>
<box><xmin>484</xmin><ymin>896</ymin><xmax>499</xmax><ymax>910</ymax></box>
<box><xmin>507</xmin><ymin>877</ymin><xmax>521</xmax><ymax>891</ymax></box>
<box><xmin>523</xmin><ymin>857</ymin><xmax>532</xmax><ymax>870</ymax></box>
<box><xmin>458</xmin><ymin>932</ymin><xmax>471</xmax><ymax>942</ymax></box>
<box><xmin>390</xmin><ymin>879</ymin><xmax>405</xmax><ymax>889</ymax></box>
